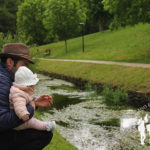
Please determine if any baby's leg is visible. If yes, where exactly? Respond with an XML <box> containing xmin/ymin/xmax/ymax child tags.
<box><xmin>14</xmin><ymin>118</ymin><xmax>47</xmax><ymax>131</ymax></box>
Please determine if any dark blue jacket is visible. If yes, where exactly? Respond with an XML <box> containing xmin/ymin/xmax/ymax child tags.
<box><xmin>0</xmin><ymin>63</ymin><xmax>34</xmax><ymax>132</ymax></box>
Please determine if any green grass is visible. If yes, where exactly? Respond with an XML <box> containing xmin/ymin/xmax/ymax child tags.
<box><xmin>32</xmin><ymin>59</ymin><xmax>150</xmax><ymax>93</ymax></box>
<box><xmin>34</xmin><ymin>110</ymin><xmax>77</xmax><ymax>150</ymax></box>
<box><xmin>30</xmin><ymin>23</ymin><xmax>150</xmax><ymax>63</ymax></box>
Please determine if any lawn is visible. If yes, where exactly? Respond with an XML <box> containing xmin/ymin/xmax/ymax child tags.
<box><xmin>30</xmin><ymin>23</ymin><xmax>150</xmax><ymax>63</ymax></box>
<box><xmin>32</xmin><ymin>59</ymin><xmax>150</xmax><ymax>93</ymax></box>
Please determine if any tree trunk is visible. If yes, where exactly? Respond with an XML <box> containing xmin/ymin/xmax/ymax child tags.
<box><xmin>64</xmin><ymin>39</ymin><xmax>68</xmax><ymax>53</ymax></box>
<box><xmin>99</xmin><ymin>22</ymin><xmax>103</xmax><ymax>32</ymax></box>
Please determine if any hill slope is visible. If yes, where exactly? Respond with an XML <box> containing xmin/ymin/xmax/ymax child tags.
<box><xmin>31</xmin><ymin>23</ymin><xmax>150</xmax><ymax>63</ymax></box>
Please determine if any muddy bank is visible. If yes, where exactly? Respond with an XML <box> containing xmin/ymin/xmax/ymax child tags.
<box><xmin>39</xmin><ymin>71</ymin><xmax>150</xmax><ymax>108</ymax></box>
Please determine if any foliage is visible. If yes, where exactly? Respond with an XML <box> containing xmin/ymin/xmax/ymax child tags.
<box><xmin>0</xmin><ymin>32</ymin><xmax>20</xmax><ymax>51</ymax></box>
<box><xmin>44</xmin><ymin>0</ymin><xmax>86</xmax><ymax>53</ymax></box>
<box><xmin>85</xmin><ymin>82</ymin><xmax>99</xmax><ymax>100</ymax></box>
<box><xmin>83</xmin><ymin>0</ymin><xmax>112</xmax><ymax>32</ymax></box>
<box><xmin>101</xmin><ymin>85</ymin><xmax>128</xmax><ymax>105</ymax></box>
<box><xmin>102</xmin><ymin>0</ymin><xmax>150</xmax><ymax>29</ymax></box>
<box><xmin>17</xmin><ymin>0</ymin><xmax>50</xmax><ymax>45</ymax></box>
<box><xmin>0</xmin><ymin>0</ymin><xmax>21</xmax><ymax>33</ymax></box>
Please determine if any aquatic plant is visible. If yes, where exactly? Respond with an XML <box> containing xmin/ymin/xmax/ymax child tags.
<box><xmin>85</xmin><ymin>82</ymin><xmax>99</xmax><ymax>100</ymax></box>
<box><xmin>101</xmin><ymin>85</ymin><xmax>128</xmax><ymax>105</ymax></box>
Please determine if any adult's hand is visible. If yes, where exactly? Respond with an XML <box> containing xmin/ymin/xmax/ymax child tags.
<box><xmin>35</xmin><ymin>94</ymin><xmax>53</xmax><ymax>107</ymax></box>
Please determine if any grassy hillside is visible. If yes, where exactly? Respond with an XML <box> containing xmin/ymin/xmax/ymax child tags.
<box><xmin>31</xmin><ymin>23</ymin><xmax>150</xmax><ymax>63</ymax></box>
<box><xmin>32</xmin><ymin>59</ymin><xmax>150</xmax><ymax>93</ymax></box>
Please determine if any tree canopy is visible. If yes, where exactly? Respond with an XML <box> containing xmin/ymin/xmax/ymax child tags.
<box><xmin>102</xmin><ymin>0</ymin><xmax>150</xmax><ymax>29</ymax></box>
<box><xmin>44</xmin><ymin>0</ymin><xmax>86</xmax><ymax>52</ymax></box>
<box><xmin>0</xmin><ymin>0</ymin><xmax>150</xmax><ymax>45</ymax></box>
<box><xmin>84</xmin><ymin>0</ymin><xmax>112</xmax><ymax>32</ymax></box>
<box><xmin>0</xmin><ymin>0</ymin><xmax>21</xmax><ymax>33</ymax></box>
<box><xmin>17</xmin><ymin>0</ymin><xmax>47</xmax><ymax>44</ymax></box>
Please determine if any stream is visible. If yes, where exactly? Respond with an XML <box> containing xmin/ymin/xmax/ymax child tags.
<box><xmin>35</xmin><ymin>74</ymin><xmax>150</xmax><ymax>150</ymax></box>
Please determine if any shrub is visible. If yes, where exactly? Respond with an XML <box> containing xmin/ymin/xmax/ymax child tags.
<box><xmin>101</xmin><ymin>85</ymin><xmax>128</xmax><ymax>105</ymax></box>
<box><xmin>0</xmin><ymin>32</ymin><xmax>22</xmax><ymax>51</ymax></box>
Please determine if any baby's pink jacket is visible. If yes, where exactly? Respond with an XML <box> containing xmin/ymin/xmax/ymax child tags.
<box><xmin>9</xmin><ymin>83</ymin><xmax>34</xmax><ymax>119</ymax></box>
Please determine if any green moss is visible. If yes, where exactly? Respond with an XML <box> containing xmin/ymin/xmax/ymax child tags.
<box><xmin>90</xmin><ymin>118</ymin><xmax>120</xmax><ymax>127</ymax></box>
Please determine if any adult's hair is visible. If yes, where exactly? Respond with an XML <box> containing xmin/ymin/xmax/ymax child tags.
<box><xmin>0</xmin><ymin>56</ymin><xmax>21</xmax><ymax>67</ymax></box>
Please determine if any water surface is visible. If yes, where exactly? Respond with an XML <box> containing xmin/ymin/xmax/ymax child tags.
<box><xmin>35</xmin><ymin>74</ymin><xmax>150</xmax><ymax>150</ymax></box>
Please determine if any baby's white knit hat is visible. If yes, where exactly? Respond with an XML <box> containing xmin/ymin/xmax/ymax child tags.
<box><xmin>14</xmin><ymin>66</ymin><xmax>39</xmax><ymax>86</ymax></box>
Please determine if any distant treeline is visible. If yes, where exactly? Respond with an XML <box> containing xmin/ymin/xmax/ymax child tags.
<box><xmin>0</xmin><ymin>0</ymin><xmax>150</xmax><ymax>46</ymax></box>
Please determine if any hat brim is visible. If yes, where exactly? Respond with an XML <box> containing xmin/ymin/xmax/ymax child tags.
<box><xmin>16</xmin><ymin>78</ymin><xmax>39</xmax><ymax>86</ymax></box>
<box><xmin>0</xmin><ymin>53</ymin><xmax>34</xmax><ymax>64</ymax></box>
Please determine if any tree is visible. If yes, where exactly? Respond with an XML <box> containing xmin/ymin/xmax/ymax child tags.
<box><xmin>44</xmin><ymin>0</ymin><xmax>86</xmax><ymax>53</ymax></box>
<box><xmin>102</xmin><ymin>0</ymin><xmax>150</xmax><ymax>29</ymax></box>
<box><xmin>17</xmin><ymin>0</ymin><xmax>48</xmax><ymax>45</ymax></box>
<box><xmin>84</xmin><ymin>0</ymin><xmax>112</xmax><ymax>32</ymax></box>
<box><xmin>0</xmin><ymin>0</ymin><xmax>21</xmax><ymax>33</ymax></box>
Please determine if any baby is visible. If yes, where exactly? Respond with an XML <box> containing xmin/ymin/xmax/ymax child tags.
<box><xmin>9</xmin><ymin>66</ymin><xmax>56</xmax><ymax>131</ymax></box>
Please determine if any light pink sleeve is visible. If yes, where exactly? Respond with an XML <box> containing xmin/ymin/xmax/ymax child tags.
<box><xmin>10</xmin><ymin>88</ymin><xmax>30</xmax><ymax>119</ymax></box>
<box><xmin>13</xmin><ymin>94</ymin><xmax>30</xmax><ymax>119</ymax></box>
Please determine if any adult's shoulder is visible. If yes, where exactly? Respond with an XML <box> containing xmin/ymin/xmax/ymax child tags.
<box><xmin>0</xmin><ymin>63</ymin><xmax>13</xmax><ymax>82</ymax></box>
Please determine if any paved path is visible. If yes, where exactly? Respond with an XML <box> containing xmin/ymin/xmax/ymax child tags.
<box><xmin>38</xmin><ymin>58</ymin><xmax>150</xmax><ymax>68</ymax></box>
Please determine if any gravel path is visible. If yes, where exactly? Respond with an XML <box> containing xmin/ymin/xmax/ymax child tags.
<box><xmin>38</xmin><ymin>58</ymin><xmax>150</xmax><ymax>68</ymax></box>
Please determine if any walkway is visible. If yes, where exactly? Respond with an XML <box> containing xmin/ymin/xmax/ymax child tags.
<box><xmin>38</xmin><ymin>58</ymin><xmax>150</xmax><ymax>68</ymax></box>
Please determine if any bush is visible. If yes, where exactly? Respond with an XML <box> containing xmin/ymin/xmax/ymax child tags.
<box><xmin>0</xmin><ymin>32</ymin><xmax>22</xmax><ymax>51</ymax></box>
<box><xmin>101</xmin><ymin>85</ymin><xmax>128</xmax><ymax>105</ymax></box>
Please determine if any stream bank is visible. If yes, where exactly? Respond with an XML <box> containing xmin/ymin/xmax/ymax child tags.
<box><xmin>39</xmin><ymin>71</ymin><xmax>150</xmax><ymax>108</ymax></box>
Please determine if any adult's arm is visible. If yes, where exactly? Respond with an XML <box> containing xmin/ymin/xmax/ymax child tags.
<box><xmin>0</xmin><ymin>104</ymin><xmax>34</xmax><ymax>132</ymax></box>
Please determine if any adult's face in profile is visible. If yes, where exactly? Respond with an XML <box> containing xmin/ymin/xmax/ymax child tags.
<box><xmin>6</xmin><ymin>58</ymin><xmax>30</xmax><ymax>73</ymax></box>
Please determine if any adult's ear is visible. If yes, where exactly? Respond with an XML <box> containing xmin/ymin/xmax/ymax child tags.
<box><xmin>6</xmin><ymin>58</ymin><xmax>14</xmax><ymax>70</ymax></box>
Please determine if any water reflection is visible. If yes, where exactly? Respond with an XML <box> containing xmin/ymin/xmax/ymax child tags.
<box><xmin>35</xmin><ymin>74</ymin><xmax>150</xmax><ymax>150</ymax></box>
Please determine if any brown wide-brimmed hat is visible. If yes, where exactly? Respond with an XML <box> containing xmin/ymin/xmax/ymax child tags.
<box><xmin>0</xmin><ymin>43</ymin><xmax>34</xmax><ymax>64</ymax></box>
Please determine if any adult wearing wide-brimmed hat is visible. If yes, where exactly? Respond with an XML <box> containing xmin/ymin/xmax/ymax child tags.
<box><xmin>0</xmin><ymin>43</ymin><xmax>34</xmax><ymax>64</ymax></box>
<box><xmin>0</xmin><ymin>43</ymin><xmax>53</xmax><ymax>150</ymax></box>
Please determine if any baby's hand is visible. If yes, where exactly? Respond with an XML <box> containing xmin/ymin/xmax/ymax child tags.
<box><xmin>22</xmin><ymin>114</ymin><xmax>29</xmax><ymax>121</ymax></box>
